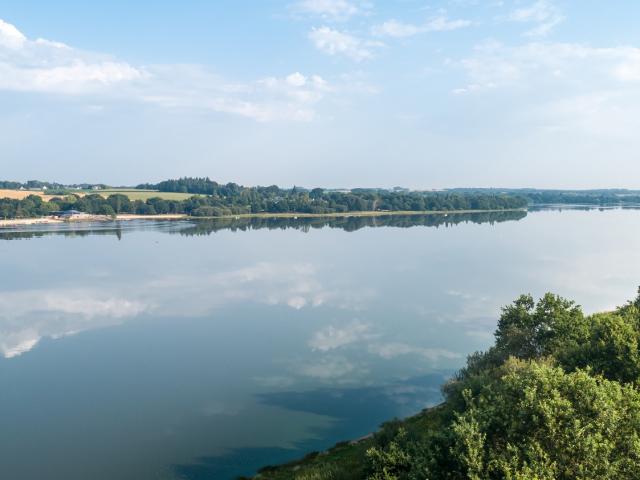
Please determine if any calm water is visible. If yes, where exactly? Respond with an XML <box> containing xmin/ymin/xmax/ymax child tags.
<box><xmin>1</xmin><ymin>208</ymin><xmax>639</xmax><ymax>479</ymax></box>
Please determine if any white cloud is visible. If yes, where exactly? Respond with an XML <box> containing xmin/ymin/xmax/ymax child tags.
<box><xmin>292</xmin><ymin>0</ymin><xmax>369</xmax><ymax>21</ymax></box>
<box><xmin>308</xmin><ymin>320</ymin><xmax>371</xmax><ymax>351</ymax></box>
<box><xmin>452</xmin><ymin>41</ymin><xmax>640</xmax><ymax>142</ymax></box>
<box><xmin>506</xmin><ymin>0</ymin><xmax>564</xmax><ymax>37</ymax></box>
<box><xmin>0</xmin><ymin>61</ymin><xmax>144</xmax><ymax>95</ymax></box>
<box><xmin>0</xmin><ymin>18</ymin><xmax>26</xmax><ymax>49</ymax></box>
<box><xmin>309</xmin><ymin>26</ymin><xmax>382</xmax><ymax>61</ymax></box>
<box><xmin>286</xmin><ymin>72</ymin><xmax>307</xmax><ymax>87</ymax></box>
<box><xmin>372</xmin><ymin>20</ymin><xmax>422</xmax><ymax>38</ymax></box>
<box><xmin>142</xmin><ymin>66</ymin><xmax>332</xmax><ymax>122</ymax></box>
<box><xmin>615</xmin><ymin>50</ymin><xmax>640</xmax><ymax>82</ymax></box>
<box><xmin>454</xmin><ymin>42</ymin><xmax>640</xmax><ymax>93</ymax></box>
<box><xmin>0</xmin><ymin>18</ymin><xmax>336</xmax><ymax>122</ymax></box>
<box><xmin>0</xmin><ymin>19</ymin><xmax>144</xmax><ymax>94</ymax></box>
<box><xmin>427</xmin><ymin>16</ymin><xmax>473</xmax><ymax>32</ymax></box>
<box><xmin>372</xmin><ymin>16</ymin><xmax>471</xmax><ymax>38</ymax></box>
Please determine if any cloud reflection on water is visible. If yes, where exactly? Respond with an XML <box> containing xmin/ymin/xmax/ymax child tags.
<box><xmin>0</xmin><ymin>261</ymin><xmax>371</xmax><ymax>358</ymax></box>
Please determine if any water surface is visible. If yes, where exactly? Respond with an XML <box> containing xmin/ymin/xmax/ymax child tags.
<box><xmin>1</xmin><ymin>209</ymin><xmax>639</xmax><ymax>479</ymax></box>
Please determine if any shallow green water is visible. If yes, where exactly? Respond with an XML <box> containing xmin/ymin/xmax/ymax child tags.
<box><xmin>1</xmin><ymin>209</ymin><xmax>639</xmax><ymax>479</ymax></box>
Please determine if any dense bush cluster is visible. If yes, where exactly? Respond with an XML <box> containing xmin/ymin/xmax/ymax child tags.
<box><xmin>249</xmin><ymin>290</ymin><xmax>640</xmax><ymax>480</ymax></box>
<box><xmin>363</xmin><ymin>291</ymin><xmax>640</xmax><ymax>480</ymax></box>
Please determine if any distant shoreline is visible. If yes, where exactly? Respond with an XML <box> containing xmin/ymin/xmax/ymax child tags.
<box><xmin>0</xmin><ymin>209</ymin><xmax>527</xmax><ymax>228</ymax></box>
<box><xmin>0</xmin><ymin>214</ymin><xmax>187</xmax><ymax>227</ymax></box>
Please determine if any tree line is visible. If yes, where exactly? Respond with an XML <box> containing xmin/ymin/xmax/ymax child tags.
<box><xmin>0</xmin><ymin>189</ymin><xmax>527</xmax><ymax>220</ymax></box>
<box><xmin>451</xmin><ymin>187</ymin><xmax>640</xmax><ymax>206</ymax></box>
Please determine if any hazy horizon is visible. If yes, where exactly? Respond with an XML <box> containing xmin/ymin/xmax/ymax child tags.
<box><xmin>2</xmin><ymin>1</ymin><xmax>640</xmax><ymax>189</ymax></box>
<box><xmin>5</xmin><ymin>177</ymin><xmax>640</xmax><ymax>192</ymax></box>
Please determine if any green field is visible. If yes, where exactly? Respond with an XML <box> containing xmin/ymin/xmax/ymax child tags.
<box><xmin>91</xmin><ymin>189</ymin><xmax>201</xmax><ymax>201</ymax></box>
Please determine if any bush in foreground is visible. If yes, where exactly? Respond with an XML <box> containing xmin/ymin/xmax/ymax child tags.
<box><xmin>254</xmin><ymin>290</ymin><xmax>640</xmax><ymax>479</ymax></box>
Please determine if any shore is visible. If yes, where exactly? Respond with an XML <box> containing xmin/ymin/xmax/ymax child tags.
<box><xmin>0</xmin><ymin>209</ymin><xmax>525</xmax><ymax>228</ymax></box>
<box><xmin>0</xmin><ymin>217</ymin><xmax>64</xmax><ymax>227</ymax></box>
<box><xmin>0</xmin><ymin>213</ymin><xmax>189</xmax><ymax>227</ymax></box>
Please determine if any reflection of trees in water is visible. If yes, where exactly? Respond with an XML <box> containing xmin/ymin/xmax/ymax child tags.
<box><xmin>0</xmin><ymin>211</ymin><xmax>527</xmax><ymax>240</ymax></box>
<box><xmin>0</xmin><ymin>227</ymin><xmax>124</xmax><ymax>241</ymax></box>
<box><xmin>179</xmin><ymin>211</ymin><xmax>528</xmax><ymax>236</ymax></box>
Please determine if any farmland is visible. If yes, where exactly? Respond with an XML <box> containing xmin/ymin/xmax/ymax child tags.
<box><xmin>0</xmin><ymin>189</ymin><xmax>56</xmax><ymax>201</ymax></box>
<box><xmin>0</xmin><ymin>188</ymin><xmax>200</xmax><ymax>202</ymax></box>
<box><xmin>92</xmin><ymin>189</ymin><xmax>200</xmax><ymax>201</ymax></box>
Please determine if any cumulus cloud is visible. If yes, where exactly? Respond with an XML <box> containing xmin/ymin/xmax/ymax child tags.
<box><xmin>0</xmin><ymin>19</ymin><xmax>144</xmax><ymax>94</ymax></box>
<box><xmin>309</xmin><ymin>26</ymin><xmax>382</xmax><ymax>61</ymax></box>
<box><xmin>292</xmin><ymin>0</ymin><xmax>369</xmax><ymax>21</ymax></box>
<box><xmin>505</xmin><ymin>0</ymin><xmax>564</xmax><ymax>37</ymax></box>
<box><xmin>0</xmin><ymin>18</ymin><xmax>334</xmax><ymax>122</ymax></box>
<box><xmin>0</xmin><ymin>18</ymin><xmax>26</xmax><ymax>49</ymax></box>
<box><xmin>143</xmin><ymin>65</ymin><xmax>332</xmax><ymax>122</ymax></box>
<box><xmin>372</xmin><ymin>16</ymin><xmax>472</xmax><ymax>38</ymax></box>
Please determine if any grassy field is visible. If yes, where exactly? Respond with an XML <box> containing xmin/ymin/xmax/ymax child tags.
<box><xmin>92</xmin><ymin>189</ymin><xmax>199</xmax><ymax>201</ymax></box>
<box><xmin>0</xmin><ymin>189</ymin><xmax>56</xmax><ymax>201</ymax></box>
<box><xmin>0</xmin><ymin>188</ymin><xmax>199</xmax><ymax>201</ymax></box>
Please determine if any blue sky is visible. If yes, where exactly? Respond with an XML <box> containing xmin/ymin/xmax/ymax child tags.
<box><xmin>1</xmin><ymin>1</ymin><xmax>640</xmax><ymax>188</ymax></box>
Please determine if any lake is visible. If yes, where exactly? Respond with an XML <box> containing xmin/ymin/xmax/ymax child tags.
<box><xmin>1</xmin><ymin>208</ymin><xmax>639</xmax><ymax>479</ymax></box>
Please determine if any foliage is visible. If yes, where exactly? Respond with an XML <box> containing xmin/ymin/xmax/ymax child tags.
<box><xmin>0</xmin><ymin>179</ymin><xmax>529</xmax><ymax>219</ymax></box>
<box><xmin>256</xmin><ymin>289</ymin><xmax>640</xmax><ymax>480</ymax></box>
<box><xmin>135</xmin><ymin>177</ymin><xmax>528</xmax><ymax>215</ymax></box>
<box><xmin>449</xmin><ymin>188</ymin><xmax>640</xmax><ymax>206</ymax></box>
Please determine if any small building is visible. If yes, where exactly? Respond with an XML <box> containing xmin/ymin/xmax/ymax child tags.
<box><xmin>50</xmin><ymin>210</ymin><xmax>91</xmax><ymax>220</ymax></box>
<box><xmin>60</xmin><ymin>210</ymin><xmax>83</xmax><ymax>217</ymax></box>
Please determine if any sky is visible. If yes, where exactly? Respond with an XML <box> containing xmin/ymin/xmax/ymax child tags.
<box><xmin>1</xmin><ymin>0</ymin><xmax>640</xmax><ymax>189</ymax></box>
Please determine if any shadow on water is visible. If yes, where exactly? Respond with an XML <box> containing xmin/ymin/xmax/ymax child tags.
<box><xmin>171</xmin><ymin>373</ymin><xmax>450</xmax><ymax>480</ymax></box>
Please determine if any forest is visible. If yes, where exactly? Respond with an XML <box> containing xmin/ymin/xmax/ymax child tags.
<box><xmin>254</xmin><ymin>289</ymin><xmax>640</xmax><ymax>480</ymax></box>
<box><xmin>0</xmin><ymin>188</ymin><xmax>527</xmax><ymax>219</ymax></box>
<box><xmin>451</xmin><ymin>187</ymin><xmax>640</xmax><ymax>206</ymax></box>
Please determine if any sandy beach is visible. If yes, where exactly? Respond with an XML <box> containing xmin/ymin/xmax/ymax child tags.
<box><xmin>0</xmin><ymin>214</ymin><xmax>189</xmax><ymax>228</ymax></box>
<box><xmin>0</xmin><ymin>217</ymin><xmax>64</xmax><ymax>227</ymax></box>
<box><xmin>114</xmin><ymin>214</ymin><xmax>188</xmax><ymax>221</ymax></box>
